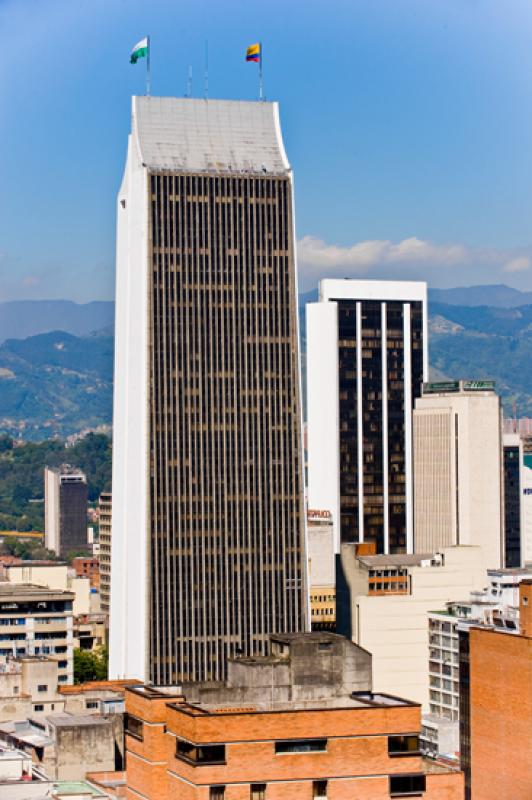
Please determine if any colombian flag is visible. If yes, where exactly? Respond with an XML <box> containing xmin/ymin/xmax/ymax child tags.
<box><xmin>246</xmin><ymin>43</ymin><xmax>261</xmax><ymax>62</ymax></box>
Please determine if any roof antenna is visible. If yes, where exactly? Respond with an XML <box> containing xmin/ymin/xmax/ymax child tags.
<box><xmin>186</xmin><ymin>65</ymin><xmax>192</xmax><ymax>98</ymax></box>
<box><xmin>204</xmin><ymin>40</ymin><xmax>209</xmax><ymax>99</ymax></box>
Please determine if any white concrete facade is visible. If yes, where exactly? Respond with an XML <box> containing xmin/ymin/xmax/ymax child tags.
<box><xmin>306</xmin><ymin>279</ymin><xmax>428</xmax><ymax>554</ymax></box>
<box><xmin>306</xmin><ymin>303</ymin><xmax>340</xmax><ymax>552</ymax></box>
<box><xmin>109</xmin><ymin>97</ymin><xmax>306</xmax><ymax>682</ymax></box>
<box><xmin>44</xmin><ymin>467</ymin><xmax>59</xmax><ymax>554</ymax></box>
<box><xmin>340</xmin><ymin>545</ymin><xmax>486</xmax><ymax>709</ymax></box>
<box><xmin>109</xmin><ymin>106</ymin><xmax>150</xmax><ymax>681</ymax></box>
<box><xmin>413</xmin><ymin>384</ymin><xmax>503</xmax><ymax>569</ymax></box>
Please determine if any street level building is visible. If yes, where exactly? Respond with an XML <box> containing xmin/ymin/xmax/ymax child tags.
<box><xmin>413</xmin><ymin>381</ymin><xmax>503</xmax><ymax>569</ymax></box>
<box><xmin>307</xmin><ymin>279</ymin><xmax>428</xmax><ymax>555</ymax></box>
<box><xmin>44</xmin><ymin>465</ymin><xmax>88</xmax><ymax>557</ymax></box>
<box><xmin>123</xmin><ymin>633</ymin><xmax>463</xmax><ymax>799</ymax></box>
<box><xmin>110</xmin><ymin>97</ymin><xmax>307</xmax><ymax>685</ymax></box>
<box><xmin>98</xmin><ymin>493</ymin><xmax>112</xmax><ymax>614</ymax></box>
<box><xmin>459</xmin><ymin>580</ymin><xmax>532</xmax><ymax>799</ymax></box>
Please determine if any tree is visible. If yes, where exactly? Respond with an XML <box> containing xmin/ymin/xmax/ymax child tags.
<box><xmin>73</xmin><ymin>646</ymin><xmax>108</xmax><ymax>684</ymax></box>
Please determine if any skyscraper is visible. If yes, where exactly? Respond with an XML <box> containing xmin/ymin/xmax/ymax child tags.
<box><xmin>306</xmin><ymin>280</ymin><xmax>427</xmax><ymax>554</ymax></box>
<box><xmin>110</xmin><ymin>97</ymin><xmax>307</xmax><ymax>684</ymax></box>
<box><xmin>502</xmin><ymin>432</ymin><xmax>522</xmax><ymax>568</ymax></box>
<box><xmin>44</xmin><ymin>465</ymin><xmax>88</xmax><ymax>557</ymax></box>
<box><xmin>413</xmin><ymin>380</ymin><xmax>503</xmax><ymax>569</ymax></box>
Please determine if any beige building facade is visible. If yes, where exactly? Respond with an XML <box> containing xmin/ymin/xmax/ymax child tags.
<box><xmin>98</xmin><ymin>492</ymin><xmax>112</xmax><ymax>614</ymax></box>
<box><xmin>337</xmin><ymin>545</ymin><xmax>487</xmax><ymax>709</ymax></box>
<box><xmin>413</xmin><ymin>381</ymin><xmax>503</xmax><ymax>569</ymax></box>
<box><xmin>307</xmin><ymin>510</ymin><xmax>336</xmax><ymax>629</ymax></box>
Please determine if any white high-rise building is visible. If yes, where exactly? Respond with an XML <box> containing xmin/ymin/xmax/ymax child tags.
<box><xmin>306</xmin><ymin>280</ymin><xmax>428</xmax><ymax>555</ymax></box>
<box><xmin>110</xmin><ymin>97</ymin><xmax>308</xmax><ymax>684</ymax></box>
<box><xmin>413</xmin><ymin>380</ymin><xmax>503</xmax><ymax>568</ymax></box>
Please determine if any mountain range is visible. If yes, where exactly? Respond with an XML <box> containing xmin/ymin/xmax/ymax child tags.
<box><xmin>1</xmin><ymin>285</ymin><xmax>532</xmax><ymax>438</ymax></box>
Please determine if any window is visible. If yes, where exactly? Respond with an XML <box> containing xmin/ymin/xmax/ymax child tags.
<box><xmin>176</xmin><ymin>739</ymin><xmax>226</xmax><ymax>764</ymax></box>
<box><xmin>125</xmin><ymin>714</ymin><xmax>144</xmax><ymax>741</ymax></box>
<box><xmin>58</xmin><ymin>675</ymin><xmax>67</xmax><ymax>683</ymax></box>
<box><xmin>34</xmin><ymin>704</ymin><xmax>44</xmax><ymax>712</ymax></box>
<box><xmin>318</xmin><ymin>642</ymin><xmax>331</xmax><ymax>651</ymax></box>
<box><xmin>86</xmin><ymin>700</ymin><xmax>98</xmax><ymax>709</ymax></box>
<box><xmin>389</xmin><ymin>774</ymin><xmax>426</xmax><ymax>796</ymax></box>
<box><xmin>313</xmin><ymin>780</ymin><xmax>328</xmax><ymax>798</ymax></box>
<box><xmin>250</xmin><ymin>784</ymin><xmax>266</xmax><ymax>800</ymax></box>
<box><xmin>388</xmin><ymin>735</ymin><xmax>420</xmax><ymax>756</ymax></box>
<box><xmin>58</xmin><ymin>660</ymin><xmax>67</xmax><ymax>668</ymax></box>
<box><xmin>37</xmin><ymin>685</ymin><xmax>47</xmax><ymax>693</ymax></box>
<box><xmin>275</xmin><ymin>739</ymin><xmax>327</xmax><ymax>754</ymax></box>
<box><xmin>209</xmin><ymin>787</ymin><xmax>225</xmax><ymax>800</ymax></box>
<box><xmin>13</xmin><ymin>686</ymin><xmax>19</xmax><ymax>695</ymax></box>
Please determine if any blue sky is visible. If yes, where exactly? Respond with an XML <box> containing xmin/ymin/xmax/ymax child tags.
<box><xmin>1</xmin><ymin>0</ymin><xmax>532</xmax><ymax>301</ymax></box>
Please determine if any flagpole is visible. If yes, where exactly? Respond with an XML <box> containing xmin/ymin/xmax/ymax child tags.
<box><xmin>146</xmin><ymin>35</ymin><xmax>151</xmax><ymax>96</ymax></box>
<box><xmin>204</xmin><ymin>40</ymin><xmax>209</xmax><ymax>99</ymax></box>
<box><xmin>259</xmin><ymin>41</ymin><xmax>263</xmax><ymax>101</ymax></box>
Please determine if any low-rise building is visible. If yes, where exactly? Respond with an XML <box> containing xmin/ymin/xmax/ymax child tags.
<box><xmin>307</xmin><ymin>510</ymin><xmax>336</xmax><ymax>630</ymax></box>
<box><xmin>1</xmin><ymin>561</ymin><xmax>92</xmax><ymax>616</ymax></box>
<box><xmin>72</xmin><ymin>558</ymin><xmax>100</xmax><ymax>590</ymax></box>
<box><xmin>124</xmin><ymin>633</ymin><xmax>463</xmax><ymax>799</ymax></box>
<box><xmin>0</xmin><ymin>584</ymin><xmax>74</xmax><ymax>684</ymax></box>
<box><xmin>337</xmin><ymin>545</ymin><xmax>487</xmax><ymax>708</ymax></box>
<box><xmin>0</xmin><ymin>743</ymin><xmax>52</xmax><ymax>799</ymax></box>
<box><xmin>422</xmin><ymin>564</ymin><xmax>532</xmax><ymax>760</ymax></box>
<box><xmin>0</xmin><ymin>711</ymin><xmax>123</xmax><ymax>781</ymax></box>
<box><xmin>459</xmin><ymin>580</ymin><xmax>532</xmax><ymax>799</ymax></box>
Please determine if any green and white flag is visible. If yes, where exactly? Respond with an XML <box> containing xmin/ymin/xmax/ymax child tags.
<box><xmin>130</xmin><ymin>37</ymin><xmax>149</xmax><ymax>64</ymax></box>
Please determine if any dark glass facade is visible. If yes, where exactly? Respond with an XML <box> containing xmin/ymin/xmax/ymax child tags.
<box><xmin>59</xmin><ymin>479</ymin><xmax>88</xmax><ymax>557</ymax></box>
<box><xmin>503</xmin><ymin>445</ymin><xmax>521</xmax><ymax>568</ymax></box>
<box><xmin>335</xmin><ymin>299</ymin><xmax>423</xmax><ymax>553</ymax></box>
<box><xmin>458</xmin><ymin>629</ymin><xmax>471</xmax><ymax>800</ymax></box>
<box><xmin>148</xmin><ymin>172</ymin><xmax>306</xmax><ymax>685</ymax></box>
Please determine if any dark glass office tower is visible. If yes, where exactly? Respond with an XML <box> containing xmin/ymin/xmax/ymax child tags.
<box><xmin>503</xmin><ymin>438</ymin><xmax>521</xmax><ymax>568</ymax></box>
<box><xmin>307</xmin><ymin>282</ymin><xmax>427</xmax><ymax>554</ymax></box>
<box><xmin>44</xmin><ymin>465</ymin><xmax>88</xmax><ymax>557</ymax></box>
<box><xmin>110</xmin><ymin>97</ymin><xmax>308</xmax><ymax>684</ymax></box>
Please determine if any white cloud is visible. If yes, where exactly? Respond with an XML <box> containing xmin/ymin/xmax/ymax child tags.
<box><xmin>503</xmin><ymin>256</ymin><xmax>530</xmax><ymax>273</ymax></box>
<box><xmin>297</xmin><ymin>235</ymin><xmax>532</xmax><ymax>290</ymax></box>
<box><xmin>298</xmin><ymin>235</ymin><xmax>469</xmax><ymax>272</ymax></box>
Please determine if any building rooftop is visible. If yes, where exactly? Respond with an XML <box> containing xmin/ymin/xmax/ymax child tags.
<box><xmin>0</xmin><ymin>719</ymin><xmax>54</xmax><ymax>748</ymax></box>
<box><xmin>0</xmin><ymin>583</ymin><xmax>74</xmax><ymax>600</ymax></box>
<box><xmin>59</xmin><ymin>679</ymin><xmax>141</xmax><ymax>696</ymax></box>
<box><xmin>46</xmin><ymin>713</ymin><xmax>112</xmax><ymax>728</ymax></box>
<box><xmin>319</xmin><ymin>278</ymin><xmax>427</xmax><ymax>303</ymax></box>
<box><xmin>422</xmin><ymin>379</ymin><xmax>496</xmax><ymax>395</ymax></box>
<box><xmin>4</xmin><ymin>560</ymin><xmax>67</xmax><ymax>568</ymax></box>
<box><xmin>169</xmin><ymin>691</ymin><xmax>416</xmax><ymax>716</ymax></box>
<box><xmin>487</xmin><ymin>567</ymin><xmax>532</xmax><ymax>577</ymax></box>
<box><xmin>52</xmin><ymin>780</ymin><xmax>107</xmax><ymax>797</ymax></box>
<box><xmin>357</xmin><ymin>553</ymin><xmax>435</xmax><ymax>568</ymax></box>
<box><xmin>132</xmin><ymin>96</ymin><xmax>289</xmax><ymax>175</ymax></box>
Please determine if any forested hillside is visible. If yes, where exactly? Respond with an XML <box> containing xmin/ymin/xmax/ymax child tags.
<box><xmin>0</xmin><ymin>433</ymin><xmax>112</xmax><ymax>531</ymax></box>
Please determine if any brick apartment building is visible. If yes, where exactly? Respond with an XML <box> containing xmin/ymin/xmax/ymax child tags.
<box><xmin>72</xmin><ymin>557</ymin><xmax>100</xmax><ymax>589</ymax></box>
<box><xmin>460</xmin><ymin>580</ymin><xmax>532</xmax><ymax>799</ymax></box>
<box><xmin>124</xmin><ymin>633</ymin><xmax>463</xmax><ymax>799</ymax></box>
